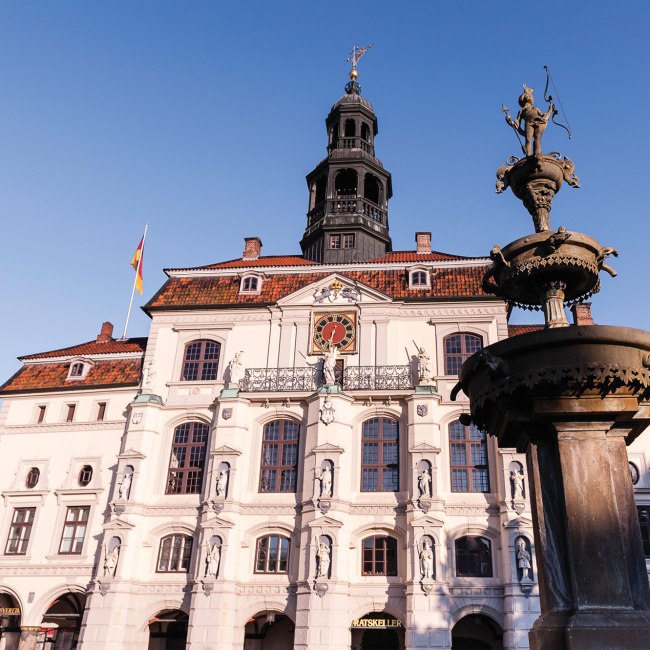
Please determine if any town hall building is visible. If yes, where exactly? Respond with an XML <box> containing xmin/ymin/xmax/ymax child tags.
<box><xmin>1</xmin><ymin>64</ymin><xmax>649</xmax><ymax>650</ymax></box>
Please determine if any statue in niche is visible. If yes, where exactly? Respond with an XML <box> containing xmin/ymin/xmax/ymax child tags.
<box><xmin>319</xmin><ymin>464</ymin><xmax>332</xmax><ymax>498</ymax></box>
<box><xmin>504</xmin><ymin>84</ymin><xmax>555</xmax><ymax>157</ymax></box>
<box><xmin>118</xmin><ymin>470</ymin><xmax>132</xmax><ymax>500</ymax></box>
<box><xmin>419</xmin><ymin>539</ymin><xmax>434</xmax><ymax>579</ymax></box>
<box><xmin>103</xmin><ymin>544</ymin><xmax>119</xmax><ymax>577</ymax></box>
<box><xmin>417</xmin><ymin>347</ymin><xmax>434</xmax><ymax>385</ymax></box>
<box><xmin>141</xmin><ymin>361</ymin><xmax>155</xmax><ymax>390</ymax></box>
<box><xmin>322</xmin><ymin>338</ymin><xmax>339</xmax><ymax>386</ymax></box>
<box><xmin>205</xmin><ymin>540</ymin><xmax>220</xmax><ymax>578</ymax></box>
<box><xmin>418</xmin><ymin>468</ymin><xmax>431</xmax><ymax>498</ymax></box>
<box><xmin>516</xmin><ymin>538</ymin><xmax>532</xmax><ymax>580</ymax></box>
<box><xmin>229</xmin><ymin>351</ymin><xmax>244</xmax><ymax>387</ymax></box>
<box><xmin>315</xmin><ymin>539</ymin><xmax>331</xmax><ymax>578</ymax></box>
<box><xmin>510</xmin><ymin>469</ymin><xmax>525</xmax><ymax>501</ymax></box>
<box><xmin>216</xmin><ymin>468</ymin><xmax>228</xmax><ymax>498</ymax></box>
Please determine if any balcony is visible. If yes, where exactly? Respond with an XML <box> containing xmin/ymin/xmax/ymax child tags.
<box><xmin>307</xmin><ymin>197</ymin><xmax>387</xmax><ymax>228</ymax></box>
<box><xmin>241</xmin><ymin>365</ymin><xmax>412</xmax><ymax>393</ymax></box>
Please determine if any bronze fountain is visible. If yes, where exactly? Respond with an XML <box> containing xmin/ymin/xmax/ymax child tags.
<box><xmin>452</xmin><ymin>79</ymin><xmax>650</xmax><ymax>649</ymax></box>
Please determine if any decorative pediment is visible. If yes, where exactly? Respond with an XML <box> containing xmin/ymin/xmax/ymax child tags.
<box><xmin>117</xmin><ymin>449</ymin><xmax>146</xmax><ymax>461</ymax></box>
<box><xmin>307</xmin><ymin>515</ymin><xmax>344</xmax><ymax>529</ymax></box>
<box><xmin>104</xmin><ymin>518</ymin><xmax>136</xmax><ymax>532</ymax></box>
<box><xmin>212</xmin><ymin>445</ymin><xmax>242</xmax><ymax>456</ymax></box>
<box><xmin>410</xmin><ymin>514</ymin><xmax>445</xmax><ymax>528</ymax></box>
<box><xmin>202</xmin><ymin>515</ymin><xmax>236</xmax><ymax>529</ymax></box>
<box><xmin>503</xmin><ymin>516</ymin><xmax>534</xmax><ymax>529</ymax></box>
<box><xmin>409</xmin><ymin>442</ymin><xmax>440</xmax><ymax>454</ymax></box>
<box><xmin>276</xmin><ymin>273</ymin><xmax>391</xmax><ymax>307</ymax></box>
<box><xmin>311</xmin><ymin>442</ymin><xmax>345</xmax><ymax>455</ymax></box>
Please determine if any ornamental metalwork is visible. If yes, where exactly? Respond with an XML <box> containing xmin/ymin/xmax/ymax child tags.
<box><xmin>241</xmin><ymin>367</ymin><xmax>318</xmax><ymax>392</ymax></box>
<box><xmin>343</xmin><ymin>365</ymin><xmax>411</xmax><ymax>390</ymax></box>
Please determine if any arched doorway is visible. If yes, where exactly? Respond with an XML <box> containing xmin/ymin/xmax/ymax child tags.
<box><xmin>350</xmin><ymin>612</ymin><xmax>404</xmax><ymax>650</ymax></box>
<box><xmin>451</xmin><ymin>614</ymin><xmax>504</xmax><ymax>650</ymax></box>
<box><xmin>147</xmin><ymin>609</ymin><xmax>188</xmax><ymax>650</ymax></box>
<box><xmin>0</xmin><ymin>592</ymin><xmax>21</xmax><ymax>650</ymax></box>
<box><xmin>244</xmin><ymin>611</ymin><xmax>294</xmax><ymax>649</ymax></box>
<box><xmin>38</xmin><ymin>591</ymin><xmax>87</xmax><ymax>649</ymax></box>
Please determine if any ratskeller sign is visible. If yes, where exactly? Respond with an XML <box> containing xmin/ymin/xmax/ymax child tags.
<box><xmin>351</xmin><ymin>618</ymin><xmax>403</xmax><ymax>629</ymax></box>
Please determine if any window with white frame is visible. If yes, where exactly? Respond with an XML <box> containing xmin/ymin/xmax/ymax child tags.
<box><xmin>240</xmin><ymin>274</ymin><xmax>262</xmax><ymax>293</ymax></box>
<box><xmin>5</xmin><ymin>508</ymin><xmax>36</xmax><ymax>555</ymax></box>
<box><xmin>58</xmin><ymin>506</ymin><xmax>90</xmax><ymax>554</ymax></box>
<box><xmin>157</xmin><ymin>534</ymin><xmax>193</xmax><ymax>572</ymax></box>
<box><xmin>409</xmin><ymin>269</ymin><xmax>429</xmax><ymax>288</ymax></box>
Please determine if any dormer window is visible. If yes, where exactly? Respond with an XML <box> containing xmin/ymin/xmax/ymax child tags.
<box><xmin>409</xmin><ymin>268</ymin><xmax>430</xmax><ymax>289</ymax></box>
<box><xmin>240</xmin><ymin>274</ymin><xmax>262</xmax><ymax>294</ymax></box>
<box><xmin>66</xmin><ymin>358</ymin><xmax>93</xmax><ymax>380</ymax></box>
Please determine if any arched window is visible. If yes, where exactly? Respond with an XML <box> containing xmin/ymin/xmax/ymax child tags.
<box><xmin>361</xmin><ymin>417</ymin><xmax>399</xmax><ymax>492</ymax></box>
<box><xmin>166</xmin><ymin>422</ymin><xmax>209</xmax><ymax>494</ymax></box>
<box><xmin>361</xmin><ymin>122</ymin><xmax>370</xmax><ymax>141</ymax></box>
<box><xmin>26</xmin><ymin>467</ymin><xmax>40</xmax><ymax>489</ymax></box>
<box><xmin>344</xmin><ymin>119</ymin><xmax>356</xmax><ymax>137</ymax></box>
<box><xmin>69</xmin><ymin>363</ymin><xmax>84</xmax><ymax>377</ymax></box>
<box><xmin>410</xmin><ymin>270</ymin><xmax>428</xmax><ymax>287</ymax></box>
<box><xmin>78</xmin><ymin>465</ymin><xmax>93</xmax><ymax>487</ymax></box>
<box><xmin>362</xmin><ymin>535</ymin><xmax>397</xmax><ymax>576</ymax></box>
<box><xmin>364</xmin><ymin>173</ymin><xmax>381</xmax><ymax>204</ymax></box>
<box><xmin>181</xmin><ymin>340</ymin><xmax>221</xmax><ymax>381</ymax></box>
<box><xmin>157</xmin><ymin>534</ymin><xmax>193</xmax><ymax>572</ymax></box>
<box><xmin>335</xmin><ymin>169</ymin><xmax>357</xmax><ymax>197</ymax></box>
<box><xmin>255</xmin><ymin>534</ymin><xmax>290</xmax><ymax>573</ymax></box>
<box><xmin>314</xmin><ymin>176</ymin><xmax>327</xmax><ymax>205</ymax></box>
<box><xmin>455</xmin><ymin>536</ymin><xmax>493</xmax><ymax>577</ymax></box>
<box><xmin>443</xmin><ymin>333</ymin><xmax>482</xmax><ymax>375</ymax></box>
<box><xmin>241</xmin><ymin>276</ymin><xmax>260</xmax><ymax>293</ymax></box>
<box><xmin>259</xmin><ymin>419</ymin><xmax>300</xmax><ymax>493</ymax></box>
<box><xmin>449</xmin><ymin>419</ymin><xmax>490</xmax><ymax>492</ymax></box>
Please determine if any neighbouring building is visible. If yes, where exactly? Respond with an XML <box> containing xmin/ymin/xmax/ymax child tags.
<box><xmin>1</xmin><ymin>69</ymin><xmax>648</xmax><ymax>650</ymax></box>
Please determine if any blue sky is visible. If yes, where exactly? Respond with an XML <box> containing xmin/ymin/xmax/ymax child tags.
<box><xmin>1</xmin><ymin>1</ymin><xmax>648</xmax><ymax>381</ymax></box>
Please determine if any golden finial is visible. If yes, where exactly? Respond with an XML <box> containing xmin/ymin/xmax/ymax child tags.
<box><xmin>346</xmin><ymin>44</ymin><xmax>373</xmax><ymax>80</ymax></box>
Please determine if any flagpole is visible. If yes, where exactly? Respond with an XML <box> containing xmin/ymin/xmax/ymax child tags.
<box><xmin>122</xmin><ymin>224</ymin><xmax>148</xmax><ymax>340</ymax></box>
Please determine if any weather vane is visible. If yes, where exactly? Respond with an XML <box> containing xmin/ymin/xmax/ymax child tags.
<box><xmin>346</xmin><ymin>43</ymin><xmax>373</xmax><ymax>80</ymax></box>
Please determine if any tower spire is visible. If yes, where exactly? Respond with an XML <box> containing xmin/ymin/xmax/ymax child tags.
<box><xmin>300</xmin><ymin>48</ymin><xmax>392</xmax><ymax>264</ymax></box>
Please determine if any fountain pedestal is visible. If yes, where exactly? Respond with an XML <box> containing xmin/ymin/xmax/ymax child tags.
<box><xmin>454</xmin><ymin>326</ymin><xmax>650</xmax><ymax>649</ymax></box>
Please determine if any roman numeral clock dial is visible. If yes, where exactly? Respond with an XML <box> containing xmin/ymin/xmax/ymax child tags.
<box><xmin>312</xmin><ymin>313</ymin><xmax>357</xmax><ymax>354</ymax></box>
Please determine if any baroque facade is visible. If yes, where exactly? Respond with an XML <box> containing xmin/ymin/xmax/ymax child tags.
<box><xmin>1</xmin><ymin>72</ymin><xmax>648</xmax><ymax>650</ymax></box>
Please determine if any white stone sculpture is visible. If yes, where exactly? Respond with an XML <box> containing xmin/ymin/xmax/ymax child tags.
<box><xmin>216</xmin><ymin>468</ymin><xmax>228</xmax><ymax>498</ymax></box>
<box><xmin>103</xmin><ymin>544</ymin><xmax>119</xmax><ymax>577</ymax></box>
<box><xmin>419</xmin><ymin>539</ymin><xmax>434</xmax><ymax>579</ymax></box>
<box><xmin>320</xmin><ymin>396</ymin><xmax>335</xmax><ymax>425</ymax></box>
<box><xmin>322</xmin><ymin>342</ymin><xmax>339</xmax><ymax>386</ymax></box>
<box><xmin>511</xmin><ymin>470</ymin><xmax>524</xmax><ymax>500</ymax></box>
<box><xmin>418</xmin><ymin>468</ymin><xmax>431</xmax><ymax>498</ymax></box>
<box><xmin>320</xmin><ymin>464</ymin><xmax>332</xmax><ymax>498</ymax></box>
<box><xmin>141</xmin><ymin>361</ymin><xmax>155</xmax><ymax>389</ymax></box>
<box><xmin>229</xmin><ymin>351</ymin><xmax>244</xmax><ymax>387</ymax></box>
<box><xmin>205</xmin><ymin>541</ymin><xmax>220</xmax><ymax>578</ymax></box>
<box><xmin>516</xmin><ymin>538</ymin><xmax>531</xmax><ymax>579</ymax></box>
<box><xmin>316</xmin><ymin>540</ymin><xmax>330</xmax><ymax>578</ymax></box>
<box><xmin>118</xmin><ymin>471</ymin><xmax>132</xmax><ymax>500</ymax></box>
<box><xmin>418</xmin><ymin>347</ymin><xmax>434</xmax><ymax>385</ymax></box>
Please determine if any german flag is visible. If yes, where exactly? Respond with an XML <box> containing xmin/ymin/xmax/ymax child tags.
<box><xmin>131</xmin><ymin>235</ymin><xmax>144</xmax><ymax>295</ymax></box>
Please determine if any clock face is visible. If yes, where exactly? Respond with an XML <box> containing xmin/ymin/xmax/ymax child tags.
<box><xmin>312</xmin><ymin>313</ymin><xmax>357</xmax><ymax>353</ymax></box>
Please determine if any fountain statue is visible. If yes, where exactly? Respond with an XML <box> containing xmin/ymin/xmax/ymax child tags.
<box><xmin>452</xmin><ymin>74</ymin><xmax>650</xmax><ymax>649</ymax></box>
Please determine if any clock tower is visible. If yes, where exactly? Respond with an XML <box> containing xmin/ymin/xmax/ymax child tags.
<box><xmin>300</xmin><ymin>47</ymin><xmax>393</xmax><ymax>264</ymax></box>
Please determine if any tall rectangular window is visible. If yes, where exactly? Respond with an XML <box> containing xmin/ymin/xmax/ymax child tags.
<box><xmin>330</xmin><ymin>235</ymin><xmax>341</xmax><ymax>249</ymax></box>
<box><xmin>361</xmin><ymin>418</ymin><xmax>399</xmax><ymax>492</ymax></box>
<box><xmin>638</xmin><ymin>506</ymin><xmax>650</xmax><ymax>556</ymax></box>
<box><xmin>66</xmin><ymin>404</ymin><xmax>76</xmax><ymax>422</ymax></box>
<box><xmin>96</xmin><ymin>402</ymin><xmax>107</xmax><ymax>421</ymax></box>
<box><xmin>342</xmin><ymin>234</ymin><xmax>355</xmax><ymax>249</ymax></box>
<box><xmin>449</xmin><ymin>420</ymin><xmax>490</xmax><ymax>493</ymax></box>
<box><xmin>58</xmin><ymin>506</ymin><xmax>90</xmax><ymax>554</ymax></box>
<box><xmin>5</xmin><ymin>508</ymin><xmax>36</xmax><ymax>555</ymax></box>
<box><xmin>37</xmin><ymin>406</ymin><xmax>46</xmax><ymax>424</ymax></box>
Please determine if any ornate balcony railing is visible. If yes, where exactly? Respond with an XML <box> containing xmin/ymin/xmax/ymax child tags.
<box><xmin>343</xmin><ymin>365</ymin><xmax>412</xmax><ymax>390</ymax></box>
<box><xmin>307</xmin><ymin>197</ymin><xmax>387</xmax><ymax>227</ymax></box>
<box><xmin>241</xmin><ymin>365</ymin><xmax>412</xmax><ymax>392</ymax></box>
<box><xmin>241</xmin><ymin>367</ymin><xmax>318</xmax><ymax>392</ymax></box>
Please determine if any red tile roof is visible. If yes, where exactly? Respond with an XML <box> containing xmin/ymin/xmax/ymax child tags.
<box><xmin>508</xmin><ymin>324</ymin><xmax>544</xmax><ymax>337</ymax></box>
<box><xmin>0</xmin><ymin>359</ymin><xmax>142</xmax><ymax>394</ymax></box>
<box><xmin>145</xmin><ymin>266</ymin><xmax>492</xmax><ymax>311</ymax></box>
<box><xmin>368</xmin><ymin>251</ymin><xmax>473</xmax><ymax>263</ymax></box>
<box><xmin>185</xmin><ymin>256</ymin><xmax>314</xmax><ymax>270</ymax></box>
<box><xmin>20</xmin><ymin>337</ymin><xmax>147</xmax><ymax>361</ymax></box>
